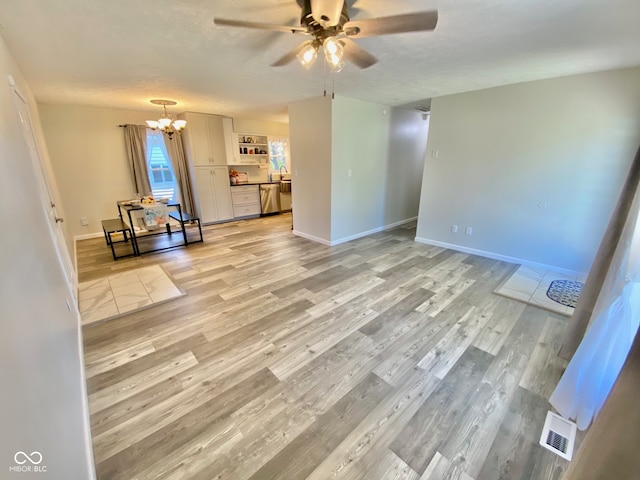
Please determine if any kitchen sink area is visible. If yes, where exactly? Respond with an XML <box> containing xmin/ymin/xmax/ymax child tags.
<box><xmin>278</xmin><ymin>172</ymin><xmax>292</xmax><ymax>211</ymax></box>
<box><xmin>229</xmin><ymin>170</ymin><xmax>292</xmax><ymax>220</ymax></box>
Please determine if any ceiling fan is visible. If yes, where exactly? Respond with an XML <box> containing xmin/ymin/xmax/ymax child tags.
<box><xmin>214</xmin><ymin>0</ymin><xmax>438</xmax><ymax>72</ymax></box>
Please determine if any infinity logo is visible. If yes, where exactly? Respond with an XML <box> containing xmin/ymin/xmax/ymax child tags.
<box><xmin>14</xmin><ymin>451</ymin><xmax>43</xmax><ymax>465</ymax></box>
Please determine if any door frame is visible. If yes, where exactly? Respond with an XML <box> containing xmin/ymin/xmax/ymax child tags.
<box><xmin>8</xmin><ymin>75</ymin><xmax>78</xmax><ymax>304</ymax></box>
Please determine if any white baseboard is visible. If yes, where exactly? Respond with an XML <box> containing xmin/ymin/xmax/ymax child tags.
<box><xmin>329</xmin><ymin>217</ymin><xmax>418</xmax><ymax>246</ymax></box>
<box><xmin>414</xmin><ymin>236</ymin><xmax>587</xmax><ymax>277</ymax></box>
<box><xmin>292</xmin><ymin>230</ymin><xmax>332</xmax><ymax>246</ymax></box>
<box><xmin>294</xmin><ymin>217</ymin><xmax>418</xmax><ymax>247</ymax></box>
<box><xmin>75</xmin><ymin>311</ymin><xmax>97</xmax><ymax>479</ymax></box>
<box><xmin>75</xmin><ymin>232</ymin><xmax>104</xmax><ymax>241</ymax></box>
<box><xmin>329</xmin><ymin>226</ymin><xmax>385</xmax><ymax>246</ymax></box>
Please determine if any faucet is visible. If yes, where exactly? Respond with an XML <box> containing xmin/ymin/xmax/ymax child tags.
<box><xmin>280</xmin><ymin>165</ymin><xmax>288</xmax><ymax>179</ymax></box>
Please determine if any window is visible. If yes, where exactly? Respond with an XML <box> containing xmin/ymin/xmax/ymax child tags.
<box><xmin>268</xmin><ymin>137</ymin><xmax>290</xmax><ymax>173</ymax></box>
<box><xmin>146</xmin><ymin>130</ymin><xmax>178</xmax><ymax>201</ymax></box>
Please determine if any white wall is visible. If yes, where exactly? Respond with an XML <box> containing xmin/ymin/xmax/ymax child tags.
<box><xmin>0</xmin><ymin>35</ymin><xmax>94</xmax><ymax>478</ymax></box>
<box><xmin>232</xmin><ymin>117</ymin><xmax>289</xmax><ymax>137</ymax></box>
<box><xmin>416</xmin><ymin>67</ymin><xmax>640</xmax><ymax>273</ymax></box>
<box><xmin>384</xmin><ymin>108</ymin><xmax>429</xmax><ymax>226</ymax></box>
<box><xmin>289</xmin><ymin>96</ymin><xmax>428</xmax><ymax>245</ymax></box>
<box><xmin>38</xmin><ymin>104</ymin><xmax>152</xmax><ymax>241</ymax></box>
<box><xmin>331</xmin><ymin>97</ymin><xmax>390</xmax><ymax>242</ymax></box>
<box><xmin>288</xmin><ymin>96</ymin><xmax>333</xmax><ymax>243</ymax></box>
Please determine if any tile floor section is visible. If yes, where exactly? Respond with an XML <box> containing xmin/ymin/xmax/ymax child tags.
<box><xmin>78</xmin><ymin>265</ymin><xmax>184</xmax><ymax>326</ymax></box>
<box><xmin>495</xmin><ymin>265</ymin><xmax>587</xmax><ymax>316</ymax></box>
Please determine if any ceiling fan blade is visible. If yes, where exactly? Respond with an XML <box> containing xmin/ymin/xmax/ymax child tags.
<box><xmin>340</xmin><ymin>38</ymin><xmax>377</xmax><ymax>69</ymax></box>
<box><xmin>214</xmin><ymin>18</ymin><xmax>308</xmax><ymax>35</ymax></box>
<box><xmin>311</xmin><ymin>0</ymin><xmax>345</xmax><ymax>27</ymax></box>
<box><xmin>271</xmin><ymin>41</ymin><xmax>313</xmax><ymax>66</ymax></box>
<box><xmin>343</xmin><ymin>10</ymin><xmax>438</xmax><ymax>38</ymax></box>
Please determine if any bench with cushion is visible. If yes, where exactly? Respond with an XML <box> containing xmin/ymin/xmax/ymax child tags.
<box><xmin>168</xmin><ymin>211</ymin><xmax>203</xmax><ymax>244</ymax></box>
<box><xmin>101</xmin><ymin>218</ymin><xmax>136</xmax><ymax>259</ymax></box>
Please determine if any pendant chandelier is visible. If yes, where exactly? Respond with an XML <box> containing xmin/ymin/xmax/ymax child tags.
<box><xmin>145</xmin><ymin>99</ymin><xmax>186</xmax><ymax>139</ymax></box>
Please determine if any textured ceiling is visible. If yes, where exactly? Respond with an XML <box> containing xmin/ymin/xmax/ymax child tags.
<box><xmin>1</xmin><ymin>0</ymin><xmax>639</xmax><ymax>122</ymax></box>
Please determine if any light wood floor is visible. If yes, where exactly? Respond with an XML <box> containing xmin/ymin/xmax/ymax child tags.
<box><xmin>78</xmin><ymin>213</ymin><xmax>573</xmax><ymax>480</ymax></box>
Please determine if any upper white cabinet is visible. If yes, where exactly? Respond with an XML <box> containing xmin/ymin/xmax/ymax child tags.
<box><xmin>229</xmin><ymin>132</ymin><xmax>270</xmax><ymax>166</ymax></box>
<box><xmin>179</xmin><ymin>112</ymin><xmax>230</xmax><ymax>166</ymax></box>
<box><xmin>179</xmin><ymin>112</ymin><xmax>234</xmax><ymax>224</ymax></box>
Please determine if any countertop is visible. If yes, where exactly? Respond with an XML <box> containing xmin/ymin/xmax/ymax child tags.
<box><xmin>230</xmin><ymin>181</ymin><xmax>288</xmax><ymax>186</ymax></box>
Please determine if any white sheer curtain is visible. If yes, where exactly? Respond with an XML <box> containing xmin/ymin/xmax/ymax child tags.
<box><xmin>145</xmin><ymin>130</ymin><xmax>179</xmax><ymax>201</ymax></box>
<box><xmin>268</xmin><ymin>136</ymin><xmax>290</xmax><ymax>173</ymax></box>
<box><xmin>550</xmin><ymin>165</ymin><xmax>640</xmax><ymax>430</ymax></box>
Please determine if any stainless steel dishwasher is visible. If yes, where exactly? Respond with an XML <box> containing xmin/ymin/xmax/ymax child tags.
<box><xmin>260</xmin><ymin>183</ymin><xmax>280</xmax><ymax>215</ymax></box>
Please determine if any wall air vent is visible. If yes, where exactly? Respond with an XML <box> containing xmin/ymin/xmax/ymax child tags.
<box><xmin>539</xmin><ymin>411</ymin><xmax>577</xmax><ymax>461</ymax></box>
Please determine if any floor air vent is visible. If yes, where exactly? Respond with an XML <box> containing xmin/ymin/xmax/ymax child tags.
<box><xmin>539</xmin><ymin>411</ymin><xmax>577</xmax><ymax>461</ymax></box>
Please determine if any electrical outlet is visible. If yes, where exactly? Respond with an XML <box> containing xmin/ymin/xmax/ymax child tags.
<box><xmin>465</xmin><ymin>227</ymin><xmax>473</xmax><ymax>236</ymax></box>
<box><xmin>451</xmin><ymin>225</ymin><xmax>458</xmax><ymax>233</ymax></box>
<box><xmin>348</xmin><ymin>169</ymin><xmax>352</xmax><ymax>178</ymax></box>
<box><xmin>80</xmin><ymin>217</ymin><xmax>88</xmax><ymax>226</ymax></box>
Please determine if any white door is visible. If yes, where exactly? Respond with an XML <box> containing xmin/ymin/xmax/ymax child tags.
<box><xmin>10</xmin><ymin>80</ymin><xmax>78</xmax><ymax>302</ymax></box>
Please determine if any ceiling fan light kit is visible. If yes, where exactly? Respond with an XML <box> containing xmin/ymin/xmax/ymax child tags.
<box><xmin>323</xmin><ymin>37</ymin><xmax>345</xmax><ymax>72</ymax></box>
<box><xmin>213</xmin><ymin>0</ymin><xmax>438</xmax><ymax>71</ymax></box>
<box><xmin>298</xmin><ymin>42</ymin><xmax>319</xmax><ymax>69</ymax></box>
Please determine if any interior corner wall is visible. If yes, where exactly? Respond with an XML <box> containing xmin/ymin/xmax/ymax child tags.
<box><xmin>0</xmin><ymin>34</ymin><xmax>94</xmax><ymax>478</ymax></box>
<box><xmin>416</xmin><ymin>66</ymin><xmax>640</xmax><ymax>273</ymax></box>
<box><xmin>38</xmin><ymin>104</ymin><xmax>152</xmax><ymax>241</ymax></box>
<box><xmin>384</xmin><ymin>108</ymin><xmax>429</xmax><ymax>225</ymax></box>
<box><xmin>330</xmin><ymin>96</ymin><xmax>390</xmax><ymax>242</ymax></box>
<box><xmin>232</xmin><ymin>117</ymin><xmax>289</xmax><ymax>136</ymax></box>
<box><xmin>288</xmin><ymin>96</ymin><xmax>333</xmax><ymax>243</ymax></box>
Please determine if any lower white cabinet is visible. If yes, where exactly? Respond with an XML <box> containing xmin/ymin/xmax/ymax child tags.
<box><xmin>193</xmin><ymin>166</ymin><xmax>233</xmax><ymax>223</ymax></box>
<box><xmin>231</xmin><ymin>185</ymin><xmax>261</xmax><ymax>218</ymax></box>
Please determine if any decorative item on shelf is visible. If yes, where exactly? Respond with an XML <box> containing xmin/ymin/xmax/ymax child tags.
<box><xmin>246</xmin><ymin>136</ymin><xmax>253</xmax><ymax>144</ymax></box>
<box><xmin>145</xmin><ymin>100</ymin><xmax>186</xmax><ymax>139</ymax></box>
<box><xmin>229</xmin><ymin>169</ymin><xmax>239</xmax><ymax>185</ymax></box>
<box><xmin>243</xmin><ymin>147</ymin><xmax>248</xmax><ymax>154</ymax></box>
<box><xmin>249</xmin><ymin>149</ymin><xmax>254</xmax><ymax>155</ymax></box>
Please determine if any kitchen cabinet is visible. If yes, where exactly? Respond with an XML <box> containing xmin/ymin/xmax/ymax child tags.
<box><xmin>193</xmin><ymin>166</ymin><xmax>234</xmax><ymax>223</ymax></box>
<box><xmin>230</xmin><ymin>132</ymin><xmax>270</xmax><ymax>166</ymax></box>
<box><xmin>179</xmin><ymin>112</ymin><xmax>231</xmax><ymax>166</ymax></box>
<box><xmin>231</xmin><ymin>185</ymin><xmax>261</xmax><ymax>218</ymax></box>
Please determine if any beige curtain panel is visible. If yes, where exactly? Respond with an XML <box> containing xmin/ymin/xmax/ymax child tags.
<box><xmin>123</xmin><ymin>124</ymin><xmax>151</xmax><ymax>197</ymax></box>
<box><xmin>163</xmin><ymin>134</ymin><xmax>196</xmax><ymax>215</ymax></box>
<box><xmin>560</xmin><ymin>145</ymin><xmax>640</xmax><ymax>361</ymax></box>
